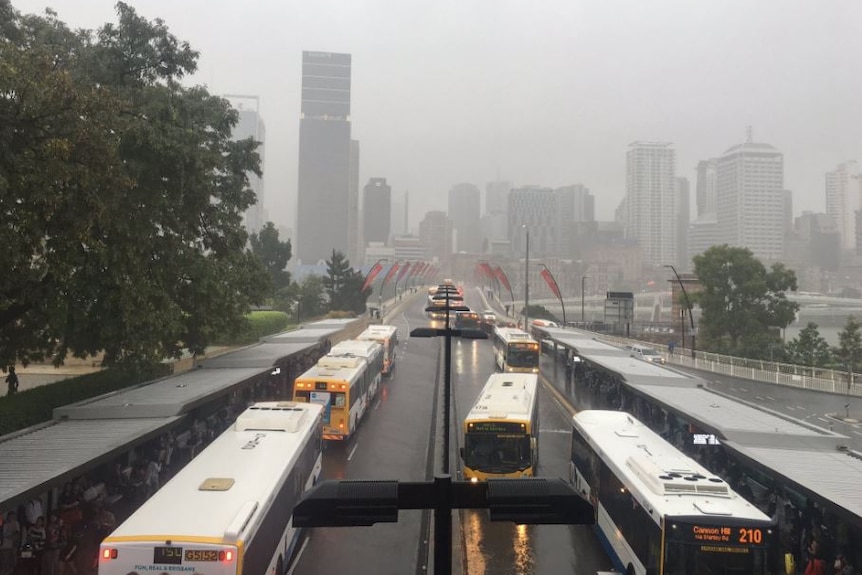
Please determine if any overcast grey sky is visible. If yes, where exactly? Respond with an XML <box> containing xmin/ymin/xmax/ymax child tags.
<box><xmin>12</xmin><ymin>0</ymin><xmax>862</xmax><ymax>231</ymax></box>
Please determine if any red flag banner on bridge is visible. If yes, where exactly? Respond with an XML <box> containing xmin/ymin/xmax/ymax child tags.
<box><xmin>361</xmin><ymin>261</ymin><xmax>384</xmax><ymax>292</ymax></box>
<box><xmin>494</xmin><ymin>266</ymin><xmax>512</xmax><ymax>294</ymax></box>
<box><xmin>381</xmin><ymin>263</ymin><xmax>400</xmax><ymax>289</ymax></box>
<box><xmin>410</xmin><ymin>262</ymin><xmax>425</xmax><ymax>281</ymax></box>
<box><xmin>477</xmin><ymin>262</ymin><xmax>495</xmax><ymax>284</ymax></box>
<box><xmin>395</xmin><ymin>262</ymin><xmax>412</xmax><ymax>283</ymax></box>
<box><xmin>540</xmin><ymin>267</ymin><xmax>562</xmax><ymax>300</ymax></box>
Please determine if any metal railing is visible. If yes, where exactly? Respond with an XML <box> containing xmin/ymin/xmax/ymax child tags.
<box><xmin>590</xmin><ymin>333</ymin><xmax>862</xmax><ymax>398</ymax></box>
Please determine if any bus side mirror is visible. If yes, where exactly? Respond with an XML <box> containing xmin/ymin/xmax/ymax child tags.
<box><xmin>459</xmin><ymin>447</ymin><xmax>465</xmax><ymax>459</ymax></box>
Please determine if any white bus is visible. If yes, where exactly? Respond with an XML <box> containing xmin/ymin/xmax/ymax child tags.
<box><xmin>326</xmin><ymin>339</ymin><xmax>384</xmax><ymax>395</ymax></box>
<box><xmin>492</xmin><ymin>326</ymin><xmax>540</xmax><ymax>373</ymax></box>
<box><xmin>357</xmin><ymin>324</ymin><xmax>398</xmax><ymax>376</ymax></box>
<box><xmin>292</xmin><ymin>350</ymin><xmax>377</xmax><ymax>440</ymax></box>
<box><xmin>99</xmin><ymin>401</ymin><xmax>323</xmax><ymax>575</ymax></box>
<box><xmin>570</xmin><ymin>411</ymin><xmax>778</xmax><ymax>575</ymax></box>
<box><xmin>461</xmin><ymin>373</ymin><xmax>539</xmax><ymax>481</ymax></box>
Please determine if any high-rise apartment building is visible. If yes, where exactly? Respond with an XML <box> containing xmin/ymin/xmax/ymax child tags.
<box><xmin>485</xmin><ymin>181</ymin><xmax>511</xmax><ymax>215</ymax></box>
<box><xmin>825</xmin><ymin>161</ymin><xmax>861</xmax><ymax>251</ymax></box>
<box><xmin>555</xmin><ymin>184</ymin><xmax>595</xmax><ymax>256</ymax></box>
<box><xmin>296</xmin><ymin>51</ymin><xmax>352</xmax><ymax>265</ymax></box>
<box><xmin>448</xmin><ymin>183</ymin><xmax>481</xmax><ymax>253</ymax></box>
<box><xmin>363</xmin><ymin>178</ymin><xmax>392</xmax><ymax>246</ymax></box>
<box><xmin>348</xmin><ymin>140</ymin><xmax>360</xmax><ymax>263</ymax></box>
<box><xmin>391</xmin><ymin>190</ymin><xmax>408</xmax><ymax>237</ymax></box>
<box><xmin>625</xmin><ymin>142</ymin><xmax>677</xmax><ymax>267</ymax></box>
<box><xmin>695</xmin><ymin>159</ymin><xmax>718</xmax><ymax>218</ymax></box>
<box><xmin>227</xmin><ymin>96</ymin><xmax>266</xmax><ymax>234</ymax></box>
<box><xmin>676</xmin><ymin>177</ymin><xmax>690</xmax><ymax>270</ymax></box>
<box><xmin>508</xmin><ymin>187</ymin><xmax>557</xmax><ymax>257</ymax></box>
<box><xmin>716</xmin><ymin>140</ymin><xmax>785</xmax><ymax>261</ymax></box>
<box><xmin>419</xmin><ymin>211</ymin><xmax>452</xmax><ymax>266</ymax></box>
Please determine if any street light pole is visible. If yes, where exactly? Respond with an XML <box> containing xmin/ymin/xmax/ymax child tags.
<box><xmin>581</xmin><ymin>276</ymin><xmax>589</xmax><ymax>325</ymax></box>
<box><xmin>523</xmin><ymin>225</ymin><xmax>529</xmax><ymax>332</ymax></box>
<box><xmin>665</xmin><ymin>264</ymin><xmax>696</xmax><ymax>358</ymax></box>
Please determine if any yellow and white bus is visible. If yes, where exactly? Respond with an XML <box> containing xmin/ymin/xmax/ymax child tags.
<box><xmin>461</xmin><ymin>373</ymin><xmax>540</xmax><ymax>481</ymax></box>
<box><xmin>99</xmin><ymin>401</ymin><xmax>323</xmax><ymax>575</ymax></box>
<box><xmin>492</xmin><ymin>326</ymin><xmax>540</xmax><ymax>373</ymax></box>
<box><xmin>571</xmin><ymin>411</ymin><xmax>778</xmax><ymax>575</ymax></box>
<box><xmin>357</xmin><ymin>324</ymin><xmax>398</xmax><ymax>376</ymax></box>
<box><xmin>292</xmin><ymin>343</ymin><xmax>381</xmax><ymax>440</ymax></box>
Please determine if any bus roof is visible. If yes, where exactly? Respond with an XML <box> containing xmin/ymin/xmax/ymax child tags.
<box><xmin>493</xmin><ymin>326</ymin><xmax>537</xmax><ymax>343</ymax></box>
<box><xmin>465</xmin><ymin>373</ymin><xmax>538</xmax><ymax>423</ymax></box>
<box><xmin>327</xmin><ymin>339</ymin><xmax>383</xmax><ymax>361</ymax></box>
<box><xmin>573</xmin><ymin>410</ymin><xmax>770</xmax><ymax>522</ymax></box>
<box><xmin>297</xmin><ymin>355</ymin><xmax>368</xmax><ymax>381</ymax></box>
<box><xmin>358</xmin><ymin>324</ymin><xmax>397</xmax><ymax>340</ymax></box>
<box><xmin>105</xmin><ymin>402</ymin><xmax>323</xmax><ymax>544</ymax></box>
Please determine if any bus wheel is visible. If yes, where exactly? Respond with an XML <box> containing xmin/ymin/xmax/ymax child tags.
<box><xmin>625</xmin><ymin>563</ymin><xmax>635</xmax><ymax>575</ymax></box>
<box><xmin>276</xmin><ymin>555</ymin><xmax>284</xmax><ymax>575</ymax></box>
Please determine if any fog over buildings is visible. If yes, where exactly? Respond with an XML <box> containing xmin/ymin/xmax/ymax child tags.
<box><xmin>15</xmin><ymin>0</ymin><xmax>861</xmax><ymax>229</ymax></box>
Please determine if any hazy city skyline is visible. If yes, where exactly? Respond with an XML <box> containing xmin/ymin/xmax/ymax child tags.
<box><xmin>13</xmin><ymin>0</ymin><xmax>862</xmax><ymax>232</ymax></box>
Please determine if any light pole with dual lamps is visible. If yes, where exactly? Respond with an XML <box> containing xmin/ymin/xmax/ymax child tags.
<box><xmin>665</xmin><ymin>264</ymin><xmax>696</xmax><ymax>358</ymax></box>
<box><xmin>581</xmin><ymin>275</ymin><xmax>590</xmax><ymax>325</ymax></box>
<box><xmin>522</xmin><ymin>224</ymin><xmax>529</xmax><ymax>331</ymax></box>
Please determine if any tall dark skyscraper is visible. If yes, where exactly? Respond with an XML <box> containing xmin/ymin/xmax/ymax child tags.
<box><xmin>363</xmin><ymin>178</ymin><xmax>392</xmax><ymax>245</ymax></box>
<box><xmin>448</xmin><ymin>183</ymin><xmax>481</xmax><ymax>253</ymax></box>
<box><xmin>296</xmin><ymin>51</ymin><xmax>352</xmax><ymax>264</ymax></box>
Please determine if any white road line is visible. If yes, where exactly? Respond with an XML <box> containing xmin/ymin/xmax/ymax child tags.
<box><xmin>285</xmin><ymin>537</ymin><xmax>310</xmax><ymax>575</ymax></box>
<box><xmin>816</xmin><ymin>417</ymin><xmax>829</xmax><ymax>423</ymax></box>
<box><xmin>853</xmin><ymin>430</ymin><xmax>862</xmax><ymax>436</ymax></box>
<box><xmin>797</xmin><ymin>406</ymin><xmax>806</xmax><ymax>410</ymax></box>
<box><xmin>766</xmin><ymin>396</ymin><xmax>775</xmax><ymax>401</ymax></box>
<box><xmin>755</xmin><ymin>396</ymin><xmax>764</xmax><ymax>401</ymax></box>
<box><xmin>739</xmin><ymin>388</ymin><xmax>748</xmax><ymax>392</ymax></box>
<box><xmin>347</xmin><ymin>442</ymin><xmax>359</xmax><ymax>461</ymax></box>
<box><xmin>785</xmin><ymin>406</ymin><xmax>796</xmax><ymax>410</ymax></box>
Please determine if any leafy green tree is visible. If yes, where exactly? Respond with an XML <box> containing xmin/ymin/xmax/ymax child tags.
<box><xmin>785</xmin><ymin>322</ymin><xmax>831</xmax><ymax>368</ymax></box>
<box><xmin>0</xmin><ymin>3</ymin><xmax>268</xmax><ymax>369</ymax></box>
<box><xmin>296</xmin><ymin>275</ymin><xmax>326</xmax><ymax>320</ymax></box>
<box><xmin>340</xmin><ymin>269</ymin><xmax>371</xmax><ymax>315</ymax></box>
<box><xmin>250</xmin><ymin>222</ymin><xmax>292</xmax><ymax>294</ymax></box>
<box><xmin>834</xmin><ymin>315</ymin><xmax>862</xmax><ymax>375</ymax></box>
<box><xmin>691</xmin><ymin>245</ymin><xmax>799</xmax><ymax>358</ymax></box>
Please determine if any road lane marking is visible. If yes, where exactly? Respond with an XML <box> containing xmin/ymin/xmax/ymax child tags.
<box><xmin>766</xmin><ymin>396</ymin><xmax>775</xmax><ymax>401</ymax></box>
<box><xmin>347</xmin><ymin>442</ymin><xmax>359</xmax><ymax>461</ymax></box>
<box><xmin>853</xmin><ymin>430</ymin><xmax>862</xmax><ymax>436</ymax></box>
<box><xmin>816</xmin><ymin>417</ymin><xmax>829</xmax><ymax>423</ymax></box>
<box><xmin>755</xmin><ymin>396</ymin><xmax>764</xmax><ymax>401</ymax></box>
<box><xmin>285</xmin><ymin>537</ymin><xmax>310</xmax><ymax>575</ymax></box>
<box><xmin>785</xmin><ymin>406</ymin><xmax>796</xmax><ymax>410</ymax></box>
<box><xmin>797</xmin><ymin>406</ymin><xmax>806</xmax><ymax>410</ymax></box>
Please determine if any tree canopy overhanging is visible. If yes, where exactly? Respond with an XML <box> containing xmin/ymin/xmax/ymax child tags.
<box><xmin>0</xmin><ymin>1</ymin><xmax>269</xmax><ymax>368</ymax></box>
<box><xmin>692</xmin><ymin>245</ymin><xmax>799</xmax><ymax>358</ymax></box>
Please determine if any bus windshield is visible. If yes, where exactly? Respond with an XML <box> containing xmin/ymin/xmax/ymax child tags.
<box><xmin>464</xmin><ymin>433</ymin><xmax>531</xmax><ymax>473</ymax></box>
<box><xmin>507</xmin><ymin>346</ymin><xmax>539</xmax><ymax>369</ymax></box>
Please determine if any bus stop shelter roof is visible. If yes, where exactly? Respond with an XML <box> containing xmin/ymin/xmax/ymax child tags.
<box><xmin>199</xmin><ymin>341</ymin><xmax>317</xmax><ymax>369</ymax></box>
<box><xmin>0</xmin><ymin>416</ymin><xmax>181</xmax><ymax>511</ymax></box>
<box><xmin>54</xmin><ymin>366</ymin><xmax>266</xmax><ymax>420</ymax></box>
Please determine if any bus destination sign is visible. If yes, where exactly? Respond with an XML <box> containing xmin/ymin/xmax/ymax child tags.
<box><xmin>669</xmin><ymin>523</ymin><xmax>768</xmax><ymax>547</ymax></box>
<box><xmin>470</xmin><ymin>421</ymin><xmax>524</xmax><ymax>434</ymax></box>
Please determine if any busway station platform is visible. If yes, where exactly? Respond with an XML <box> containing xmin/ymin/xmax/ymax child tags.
<box><xmin>0</xmin><ymin>316</ymin><xmax>370</xmax><ymax>514</ymax></box>
<box><xmin>532</xmin><ymin>324</ymin><xmax>862</xmax><ymax>565</ymax></box>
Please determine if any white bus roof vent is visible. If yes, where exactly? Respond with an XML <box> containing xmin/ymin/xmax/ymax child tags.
<box><xmin>235</xmin><ymin>403</ymin><xmax>308</xmax><ymax>433</ymax></box>
<box><xmin>694</xmin><ymin>500</ymin><xmax>733</xmax><ymax>516</ymax></box>
<box><xmin>318</xmin><ymin>354</ymin><xmax>365</xmax><ymax>370</ymax></box>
